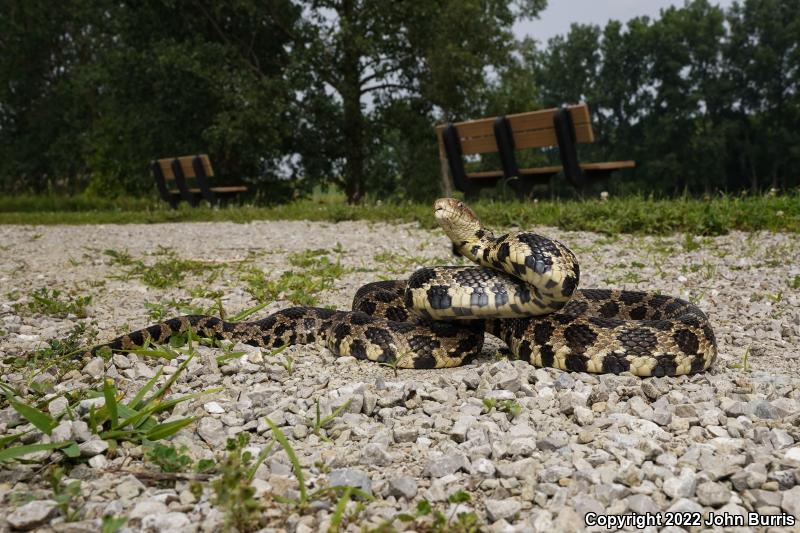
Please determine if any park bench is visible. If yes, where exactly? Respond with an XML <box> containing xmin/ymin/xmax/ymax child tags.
<box><xmin>435</xmin><ymin>103</ymin><xmax>635</xmax><ymax>199</ymax></box>
<box><xmin>151</xmin><ymin>154</ymin><xmax>247</xmax><ymax>207</ymax></box>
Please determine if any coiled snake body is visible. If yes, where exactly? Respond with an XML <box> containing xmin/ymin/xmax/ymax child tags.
<box><xmin>88</xmin><ymin>199</ymin><xmax>717</xmax><ymax>377</ymax></box>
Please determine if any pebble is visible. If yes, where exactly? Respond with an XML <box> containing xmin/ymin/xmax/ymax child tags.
<box><xmin>781</xmin><ymin>486</ymin><xmax>800</xmax><ymax>516</ymax></box>
<box><xmin>388</xmin><ymin>477</ymin><xmax>418</xmax><ymax>499</ymax></box>
<box><xmin>485</xmin><ymin>499</ymin><xmax>522</xmax><ymax>522</ymax></box>
<box><xmin>79</xmin><ymin>439</ymin><xmax>109</xmax><ymax>457</ymax></box>
<box><xmin>203</xmin><ymin>401</ymin><xmax>225</xmax><ymax>414</ymax></box>
<box><xmin>329</xmin><ymin>469</ymin><xmax>372</xmax><ymax>495</ymax></box>
<box><xmin>129</xmin><ymin>500</ymin><xmax>168</xmax><ymax>519</ymax></box>
<box><xmin>423</xmin><ymin>454</ymin><xmax>468</xmax><ymax>478</ymax></box>
<box><xmin>696</xmin><ymin>481</ymin><xmax>731</xmax><ymax>507</ymax></box>
<box><xmin>81</xmin><ymin>357</ymin><xmax>105</xmax><ymax>377</ymax></box>
<box><xmin>197</xmin><ymin>417</ymin><xmax>226</xmax><ymax>447</ymax></box>
<box><xmin>7</xmin><ymin>500</ymin><xmax>58</xmax><ymax>530</ymax></box>
<box><xmin>116</xmin><ymin>476</ymin><xmax>145</xmax><ymax>500</ymax></box>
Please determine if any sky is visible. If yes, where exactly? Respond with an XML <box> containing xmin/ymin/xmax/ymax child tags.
<box><xmin>514</xmin><ymin>0</ymin><xmax>737</xmax><ymax>44</ymax></box>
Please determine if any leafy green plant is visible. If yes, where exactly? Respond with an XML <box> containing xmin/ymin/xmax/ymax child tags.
<box><xmin>15</xmin><ymin>288</ymin><xmax>92</xmax><ymax>318</ymax></box>
<box><xmin>101</xmin><ymin>515</ymin><xmax>127</xmax><ymax>533</ymax></box>
<box><xmin>728</xmin><ymin>345</ymin><xmax>752</xmax><ymax>372</ymax></box>
<box><xmin>305</xmin><ymin>398</ymin><xmax>352</xmax><ymax>442</ymax></box>
<box><xmin>210</xmin><ymin>433</ymin><xmax>273</xmax><ymax>532</ymax></box>
<box><xmin>0</xmin><ymin>350</ymin><xmax>220</xmax><ymax>462</ymax></box>
<box><xmin>145</xmin><ymin>443</ymin><xmax>193</xmax><ymax>473</ymax></box>
<box><xmin>682</xmin><ymin>233</ymin><xmax>701</xmax><ymax>252</ymax></box>
<box><xmin>280</xmin><ymin>355</ymin><xmax>295</xmax><ymax>375</ymax></box>
<box><xmin>482</xmin><ymin>398</ymin><xmax>522</xmax><ymax>418</ymax></box>
<box><xmin>374</xmin><ymin>491</ymin><xmax>481</xmax><ymax>532</ymax></box>
<box><xmin>47</xmin><ymin>466</ymin><xmax>83</xmax><ymax>522</ymax></box>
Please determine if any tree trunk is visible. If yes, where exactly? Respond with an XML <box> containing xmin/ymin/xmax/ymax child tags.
<box><xmin>340</xmin><ymin>0</ymin><xmax>365</xmax><ymax>204</ymax></box>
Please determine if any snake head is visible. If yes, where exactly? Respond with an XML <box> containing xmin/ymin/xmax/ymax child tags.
<box><xmin>434</xmin><ymin>198</ymin><xmax>483</xmax><ymax>245</ymax></box>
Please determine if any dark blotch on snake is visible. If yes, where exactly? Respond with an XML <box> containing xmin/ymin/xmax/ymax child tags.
<box><xmin>563</xmin><ymin>324</ymin><xmax>598</xmax><ymax>352</ymax></box>
<box><xmin>598</xmin><ymin>301</ymin><xmax>620</xmax><ymax>318</ymax></box>
<box><xmin>651</xmin><ymin>355</ymin><xmax>677</xmax><ymax>377</ymax></box>
<box><xmin>565</xmin><ymin>353</ymin><xmax>588</xmax><ymax>372</ymax></box>
<box><xmin>601</xmin><ymin>354</ymin><xmax>630</xmax><ymax>374</ymax></box>
<box><xmin>673</xmin><ymin>329</ymin><xmax>700</xmax><ymax>355</ymax></box>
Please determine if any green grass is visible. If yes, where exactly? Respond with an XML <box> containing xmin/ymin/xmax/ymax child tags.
<box><xmin>0</xmin><ymin>193</ymin><xmax>797</xmax><ymax>234</ymax></box>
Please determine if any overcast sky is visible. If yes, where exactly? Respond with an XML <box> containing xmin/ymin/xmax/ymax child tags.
<box><xmin>514</xmin><ymin>0</ymin><xmax>737</xmax><ymax>45</ymax></box>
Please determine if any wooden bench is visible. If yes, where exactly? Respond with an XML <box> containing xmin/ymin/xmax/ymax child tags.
<box><xmin>151</xmin><ymin>154</ymin><xmax>247</xmax><ymax>207</ymax></box>
<box><xmin>435</xmin><ymin>103</ymin><xmax>635</xmax><ymax>199</ymax></box>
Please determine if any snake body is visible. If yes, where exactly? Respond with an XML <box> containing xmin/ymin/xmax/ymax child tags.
<box><xmin>87</xmin><ymin>199</ymin><xmax>717</xmax><ymax>376</ymax></box>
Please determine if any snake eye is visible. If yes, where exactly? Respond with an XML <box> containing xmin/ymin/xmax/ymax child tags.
<box><xmin>457</xmin><ymin>202</ymin><xmax>463</xmax><ymax>208</ymax></box>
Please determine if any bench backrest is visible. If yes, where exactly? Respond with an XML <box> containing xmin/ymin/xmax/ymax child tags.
<box><xmin>435</xmin><ymin>103</ymin><xmax>594</xmax><ymax>155</ymax></box>
<box><xmin>155</xmin><ymin>154</ymin><xmax>215</xmax><ymax>182</ymax></box>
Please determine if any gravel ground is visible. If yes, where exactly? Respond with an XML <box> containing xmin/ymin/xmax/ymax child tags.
<box><xmin>0</xmin><ymin>220</ymin><xmax>799</xmax><ymax>532</ymax></box>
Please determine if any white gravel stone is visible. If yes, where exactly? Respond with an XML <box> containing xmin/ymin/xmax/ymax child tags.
<box><xmin>79</xmin><ymin>438</ymin><xmax>109</xmax><ymax>457</ymax></box>
<box><xmin>388</xmin><ymin>477</ymin><xmax>418</xmax><ymax>499</ymax></box>
<box><xmin>129</xmin><ymin>499</ymin><xmax>168</xmax><ymax>519</ymax></box>
<box><xmin>197</xmin><ymin>416</ymin><xmax>226</xmax><ymax>447</ymax></box>
<box><xmin>696</xmin><ymin>481</ymin><xmax>731</xmax><ymax>507</ymax></box>
<box><xmin>781</xmin><ymin>486</ymin><xmax>800</xmax><ymax>516</ymax></box>
<box><xmin>7</xmin><ymin>500</ymin><xmax>58</xmax><ymax>530</ymax></box>
<box><xmin>485</xmin><ymin>499</ymin><xmax>521</xmax><ymax>522</ymax></box>
<box><xmin>203</xmin><ymin>401</ymin><xmax>225</xmax><ymax>414</ymax></box>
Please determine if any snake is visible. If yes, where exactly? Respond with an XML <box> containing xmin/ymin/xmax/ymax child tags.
<box><xmin>84</xmin><ymin>198</ymin><xmax>717</xmax><ymax>377</ymax></box>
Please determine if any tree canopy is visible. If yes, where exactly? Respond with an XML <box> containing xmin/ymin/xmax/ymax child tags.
<box><xmin>1</xmin><ymin>0</ymin><xmax>798</xmax><ymax>202</ymax></box>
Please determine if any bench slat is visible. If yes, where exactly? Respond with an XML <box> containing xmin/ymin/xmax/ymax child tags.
<box><xmin>581</xmin><ymin>161</ymin><xmax>635</xmax><ymax>170</ymax></box>
<box><xmin>465</xmin><ymin>162</ymin><xmax>634</xmax><ymax>180</ymax></box>
<box><xmin>459</xmin><ymin>136</ymin><xmax>501</xmax><ymax>155</ymax></box>
<box><xmin>157</xmin><ymin>154</ymin><xmax>214</xmax><ymax>180</ymax></box>
<box><xmin>436</xmin><ymin>104</ymin><xmax>595</xmax><ymax>155</ymax></box>
<box><xmin>505</xmin><ymin>105</ymin><xmax>586</xmax><ymax>132</ymax></box>
<box><xmin>168</xmin><ymin>186</ymin><xmax>248</xmax><ymax>194</ymax></box>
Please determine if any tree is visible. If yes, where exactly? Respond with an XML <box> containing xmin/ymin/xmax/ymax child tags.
<box><xmin>289</xmin><ymin>0</ymin><xmax>547</xmax><ymax>203</ymax></box>
<box><xmin>726</xmin><ymin>0</ymin><xmax>800</xmax><ymax>192</ymax></box>
<box><xmin>0</xmin><ymin>1</ymin><xmax>301</xmax><ymax>196</ymax></box>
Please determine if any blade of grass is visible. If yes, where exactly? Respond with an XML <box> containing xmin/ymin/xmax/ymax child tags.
<box><xmin>0</xmin><ymin>441</ymin><xmax>76</xmax><ymax>462</ymax></box>
<box><xmin>229</xmin><ymin>301</ymin><xmax>269</xmax><ymax>322</ymax></box>
<box><xmin>0</xmin><ymin>431</ymin><xmax>28</xmax><ymax>447</ymax></box>
<box><xmin>246</xmin><ymin>442</ymin><xmax>274</xmax><ymax>482</ymax></box>
<box><xmin>265</xmin><ymin>417</ymin><xmax>307</xmax><ymax>504</ymax></box>
<box><xmin>8</xmin><ymin>398</ymin><xmax>56</xmax><ymax>436</ymax></box>
<box><xmin>124</xmin><ymin>348</ymin><xmax>178</xmax><ymax>360</ymax></box>
<box><xmin>328</xmin><ymin>486</ymin><xmax>353</xmax><ymax>533</ymax></box>
<box><xmin>145</xmin><ymin>417</ymin><xmax>197</xmax><ymax>441</ymax></box>
<box><xmin>126</xmin><ymin>367</ymin><xmax>164</xmax><ymax>410</ymax></box>
<box><xmin>103</xmin><ymin>379</ymin><xmax>119</xmax><ymax>429</ymax></box>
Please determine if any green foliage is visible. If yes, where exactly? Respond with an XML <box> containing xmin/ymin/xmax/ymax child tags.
<box><xmin>145</xmin><ymin>443</ymin><xmax>193</xmax><ymax>473</ymax></box>
<box><xmin>242</xmin><ymin>247</ymin><xmax>347</xmax><ymax>305</ymax></box>
<box><xmin>0</xmin><ymin>349</ymin><xmax>219</xmax><ymax>463</ymax></box>
<box><xmin>377</xmin><ymin>491</ymin><xmax>482</xmax><ymax>532</ymax></box>
<box><xmin>305</xmin><ymin>398</ymin><xmax>352</xmax><ymax>442</ymax></box>
<box><xmin>1</xmin><ymin>193</ymin><xmax>797</xmax><ymax>233</ymax></box>
<box><xmin>535</xmin><ymin>0</ymin><xmax>800</xmax><ymax>196</ymax></box>
<box><xmin>15</xmin><ymin>288</ymin><xmax>92</xmax><ymax>318</ymax></box>
<box><xmin>101</xmin><ymin>515</ymin><xmax>127</xmax><ymax>533</ymax></box>
<box><xmin>482</xmin><ymin>398</ymin><xmax>523</xmax><ymax>418</ymax></box>
<box><xmin>210</xmin><ymin>433</ymin><xmax>271</xmax><ymax>532</ymax></box>
<box><xmin>46</xmin><ymin>466</ymin><xmax>83</xmax><ymax>522</ymax></box>
<box><xmin>109</xmin><ymin>247</ymin><xmax>225</xmax><ymax>289</ymax></box>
